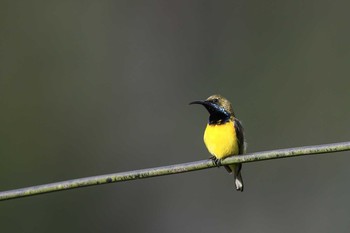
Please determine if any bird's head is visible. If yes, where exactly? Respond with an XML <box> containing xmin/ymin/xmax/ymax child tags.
<box><xmin>190</xmin><ymin>94</ymin><xmax>235</xmax><ymax>124</ymax></box>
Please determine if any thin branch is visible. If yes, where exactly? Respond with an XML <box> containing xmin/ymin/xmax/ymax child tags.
<box><xmin>1</xmin><ymin>141</ymin><xmax>350</xmax><ymax>201</ymax></box>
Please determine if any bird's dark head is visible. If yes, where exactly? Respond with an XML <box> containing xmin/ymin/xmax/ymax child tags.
<box><xmin>190</xmin><ymin>94</ymin><xmax>235</xmax><ymax>124</ymax></box>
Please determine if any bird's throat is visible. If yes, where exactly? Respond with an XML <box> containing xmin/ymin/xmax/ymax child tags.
<box><xmin>209</xmin><ymin>112</ymin><xmax>231</xmax><ymax>125</ymax></box>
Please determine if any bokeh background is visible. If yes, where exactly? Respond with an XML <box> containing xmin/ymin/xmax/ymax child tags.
<box><xmin>1</xmin><ymin>1</ymin><xmax>350</xmax><ymax>232</ymax></box>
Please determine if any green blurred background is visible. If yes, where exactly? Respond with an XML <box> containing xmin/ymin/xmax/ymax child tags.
<box><xmin>1</xmin><ymin>1</ymin><xmax>350</xmax><ymax>232</ymax></box>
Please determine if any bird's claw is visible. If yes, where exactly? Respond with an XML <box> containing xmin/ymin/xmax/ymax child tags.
<box><xmin>210</xmin><ymin>156</ymin><xmax>222</xmax><ymax>167</ymax></box>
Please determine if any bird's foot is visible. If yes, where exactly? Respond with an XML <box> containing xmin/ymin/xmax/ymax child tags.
<box><xmin>210</xmin><ymin>156</ymin><xmax>222</xmax><ymax>167</ymax></box>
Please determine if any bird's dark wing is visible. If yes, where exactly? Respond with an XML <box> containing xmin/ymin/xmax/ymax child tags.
<box><xmin>223</xmin><ymin>118</ymin><xmax>245</xmax><ymax>174</ymax></box>
<box><xmin>234</xmin><ymin>118</ymin><xmax>245</xmax><ymax>155</ymax></box>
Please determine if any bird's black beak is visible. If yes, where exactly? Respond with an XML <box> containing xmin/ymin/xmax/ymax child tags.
<box><xmin>190</xmin><ymin>99</ymin><xmax>230</xmax><ymax>118</ymax></box>
<box><xmin>189</xmin><ymin>100</ymin><xmax>217</xmax><ymax>110</ymax></box>
<box><xmin>189</xmin><ymin>100</ymin><xmax>207</xmax><ymax>106</ymax></box>
<box><xmin>189</xmin><ymin>100</ymin><xmax>218</xmax><ymax>113</ymax></box>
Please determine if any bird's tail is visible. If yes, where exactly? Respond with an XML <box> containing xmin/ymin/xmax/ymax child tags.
<box><xmin>224</xmin><ymin>163</ymin><xmax>244</xmax><ymax>192</ymax></box>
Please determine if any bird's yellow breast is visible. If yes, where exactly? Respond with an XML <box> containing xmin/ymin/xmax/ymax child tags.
<box><xmin>203</xmin><ymin>121</ymin><xmax>239</xmax><ymax>159</ymax></box>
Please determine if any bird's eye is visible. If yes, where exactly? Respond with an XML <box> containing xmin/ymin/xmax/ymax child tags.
<box><xmin>212</xmin><ymin>98</ymin><xmax>219</xmax><ymax>103</ymax></box>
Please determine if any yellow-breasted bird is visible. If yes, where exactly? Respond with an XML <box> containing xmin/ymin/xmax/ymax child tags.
<box><xmin>190</xmin><ymin>94</ymin><xmax>246</xmax><ymax>191</ymax></box>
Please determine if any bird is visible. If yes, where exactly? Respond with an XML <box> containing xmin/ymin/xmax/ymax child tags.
<box><xmin>190</xmin><ymin>94</ymin><xmax>246</xmax><ymax>191</ymax></box>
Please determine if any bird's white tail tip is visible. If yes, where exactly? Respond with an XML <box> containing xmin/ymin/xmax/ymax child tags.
<box><xmin>235</xmin><ymin>177</ymin><xmax>244</xmax><ymax>192</ymax></box>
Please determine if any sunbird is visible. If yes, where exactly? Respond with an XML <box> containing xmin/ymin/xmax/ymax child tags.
<box><xmin>190</xmin><ymin>94</ymin><xmax>246</xmax><ymax>191</ymax></box>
